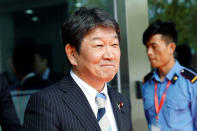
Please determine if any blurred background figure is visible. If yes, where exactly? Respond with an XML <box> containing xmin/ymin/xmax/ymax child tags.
<box><xmin>12</xmin><ymin>38</ymin><xmax>49</xmax><ymax>90</ymax></box>
<box><xmin>11</xmin><ymin>38</ymin><xmax>51</xmax><ymax>124</ymax></box>
<box><xmin>33</xmin><ymin>47</ymin><xmax>64</xmax><ymax>84</ymax></box>
<box><xmin>176</xmin><ymin>44</ymin><xmax>196</xmax><ymax>72</ymax></box>
<box><xmin>0</xmin><ymin>74</ymin><xmax>22</xmax><ymax>131</ymax></box>
<box><xmin>192</xmin><ymin>53</ymin><xmax>197</xmax><ymax>72</ymax></box>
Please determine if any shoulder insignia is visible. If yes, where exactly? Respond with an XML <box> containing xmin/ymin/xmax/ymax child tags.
<box><xmin>171</xmin><ymin>73</ymin><xmax>178</xmax><ymax>84</ymax></box>
<box><xmin>181</xmin><ymin>69</ymin><xmax>197</xmax><ymax>84</ymax></box>
<box><xmin>143</xmin><ymin>70</ymin><xmax>154</xmax><ymax>84</ymax></box>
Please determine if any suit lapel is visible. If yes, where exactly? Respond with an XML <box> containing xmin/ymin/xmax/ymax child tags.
<box><xmin>58</xmin><ymin>75</ymin><xmax>100</xmax><ymax>131</ymax></box>
<box><xmin>108</xmin><ymin>88</ymin><xmax>121</xmax><ymax>131</ymax></box>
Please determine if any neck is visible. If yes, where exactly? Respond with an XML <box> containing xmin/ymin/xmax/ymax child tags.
<box><xmin>81</xmin><ymin>77</ymin><xmax>105</xmax><ymax>92</ymax></box>
<box><xmin>158</xmin><ymin>59</ymin><xmax>175</xmax><ymax>82</ymax></box>
<box><xmin>95</xmin><ymin>85</ymin><xmax>105</xmax><ymax>93</ymax></box>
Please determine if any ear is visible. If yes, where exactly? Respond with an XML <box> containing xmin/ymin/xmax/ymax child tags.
<box><xmin>65</xmin><ymin>44</ymin><xmax>78</xmax><ymax>66</ymax></box>
<box><xmin>168</xmin><ymin>42</ymin><xmax>176</xmax><ymax>54</ymax></box>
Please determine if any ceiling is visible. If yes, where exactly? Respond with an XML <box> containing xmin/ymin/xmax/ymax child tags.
<box><xmin>0</xmin><ymin>0</ymin><xmax>67</xmax><ymax>13</ymax></box>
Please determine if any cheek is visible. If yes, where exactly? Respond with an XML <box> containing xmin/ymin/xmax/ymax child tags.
<box><xmin>114</xmin><ymin>49</ymin><xmax>121</xmax><ymax>60</ymax></box>
<box><xmin>79</xmin><ymin>49</ymin><xmax>95</xmax><ymax>61</ymax></box>
<box><xmin>154</xmin><ymin>49</ymin><xmax>162</xmax><ymax>57</ymax></box>
<box><xmin>116</xmin><ymin>55</ymin><xmax>120</xmax><ymax>66</ymax></box>
<box><xmin>90</xmin><ymin>52</ymin><xmax>103</xmax><ymax>64</ymax></box>
<box><xmin>158</xmin><ymin>51</ymin><xmax>168</xmax><ymax>60</ymax></box>
<box><xmin>117</xmin><ymin>49</ymin><xmax>121</xmax><ymax>57</ymax></box>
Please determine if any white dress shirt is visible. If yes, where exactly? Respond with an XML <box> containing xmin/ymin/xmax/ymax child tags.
<box><xmin>70</xmin><ymin>70</ymin><xmax>118</xmax><ymax>131</ymax></box>
<box><xmin>42</xmin><ymin>67</ymin><xmax>50</xmax><ymax>80</ymax></box>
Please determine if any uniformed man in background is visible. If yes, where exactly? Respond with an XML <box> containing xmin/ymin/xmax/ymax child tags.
<box><xmin>142</xmin><ymin>19</ymin><xmax>197</xmax><ymax>131</ymax></box>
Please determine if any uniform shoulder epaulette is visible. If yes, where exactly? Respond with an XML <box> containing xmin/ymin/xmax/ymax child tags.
<box><xmin>180</xmin><ymin>68</ymin><xmax>197</xmax><ymax>84</ymax></box>
<box><xmin>143</xmin><ymin>70</ymin><xmax>154</xmax><ymax>84</ymax></box>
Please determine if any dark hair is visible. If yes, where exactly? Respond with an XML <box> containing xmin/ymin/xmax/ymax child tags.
<box><xmin>143</xmin><ymin>19</ymin><xmax>178</xmax><ymax>45</ymax></box>
<box><xmin>35</xmin><ymin>45</ymin><xmax>52</xmax><ymax>67</ymax></box>
<box><xmin>61</xmin><ymin>7</ymin><xmax>120</xmax><ymax>57</ymax></box>
<box><xmin>12</xmin><ymin>38</ymin><xmax>37</xmax><ymax>75</ymax></box>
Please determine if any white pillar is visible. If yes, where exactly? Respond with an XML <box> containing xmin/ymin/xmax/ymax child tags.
<box><xmin>125</xmin><ymin>0</ymin><xmax>150</xmax><ymax>130</ymax></box>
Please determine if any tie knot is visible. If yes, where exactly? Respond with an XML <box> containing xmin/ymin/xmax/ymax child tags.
<box><xmin>95</xmin><ymin>93</ymin><xmax>106</xmax><ymax>108</ymax></box>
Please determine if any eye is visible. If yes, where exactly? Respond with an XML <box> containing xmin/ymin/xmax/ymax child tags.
<box><xmin>112</xmin><ymin>43</ymin><xmax>119</xmax><ymax>48</ymax></box>
<box><xmin>146</xmin><ymin>47</ymin><xmax>149</xmax><ymax>52</ymax></box>
<box><xmin>152</xmin><ymin>45</ymin><xmax>157</xmax><ymax>49</ymax></box>
<box><xmin>96</xmin><ymin>44</ymin><xmax>104</xmax><ymax>47</ymax></box>
<box><xmin>145</xmin><ymin>45</ymin><xmax>150</xmax><ymax>50</ymax></box>
<box><xmin>93</xmin><ymin>40</ymin><xmax>104</xmax><ymax>48</ymax></box>
<box><xmin>145</xmin><ymin>45</ymin><xmax>148</xmax><ymax>49</ymax></box>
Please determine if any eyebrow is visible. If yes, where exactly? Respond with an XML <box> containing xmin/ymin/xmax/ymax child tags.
<box><xmin>92</xmin><ymin>35</ymin><xmax>118</xmax><ymax>41</ymax></box>
<box><xmin>147</xmin><ymin>42</ymin><xmax>158</xmax><ymax>45</ymax></box>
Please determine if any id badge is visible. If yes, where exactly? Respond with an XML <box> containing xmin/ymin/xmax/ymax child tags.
<box><xmin>151</xmin><ymin>124</ymin><xmax>161</xmax><ymax>131</ymax></box>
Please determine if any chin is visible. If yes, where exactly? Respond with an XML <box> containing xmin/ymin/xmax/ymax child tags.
<box><xmin>150</xmin><ymin>62</ymin><xmax>159</xmax><ymax>68</ymax></box>
<box><xmin>102</xmin><ymin>73</ymin><xmax>116</xmax><ymax>82</ymax></box>
<box><xmin>151</xmin><ymin>65</ymin><xmax>157</xmax><ymax>68</ymax></box>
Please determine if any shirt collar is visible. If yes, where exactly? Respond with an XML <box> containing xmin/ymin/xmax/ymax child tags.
<box><xmin>42</xmin><ymin>67</ymin><xmax>50</xmax><ymax>80</ymax></box>
<box><xmin>152</xmin><ymin>60</ymin><xmax>182</xmax><ymax>82</ymax></box>
<box><xmin>20</xmin><ymin>72</ymin><xmax>35</xmax><ymax>85</ymax></box>
<box><xmin>99</xmin><ymin>83</ymin><xmax>108</xmax><ymax>98</ymax></box>
<box><xmin>165</xmin><ymin>60</ymin><xmax>182</xmax><ymax>80</ymax></box>
<box><xmin>70</xmin><ymin>70</ymin><xmax>108</xmax><ymax>101</ymax></box>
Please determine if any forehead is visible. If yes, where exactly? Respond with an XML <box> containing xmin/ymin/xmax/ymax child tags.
<box><xmin>146</xmin><ymin>34</ymin><xmax>167</xmax><ymax>45</ymax></box>
<box><xmin>84</xmin><ymin>26</ymin><xmax>118</xmax><ymax>39</ymax></box>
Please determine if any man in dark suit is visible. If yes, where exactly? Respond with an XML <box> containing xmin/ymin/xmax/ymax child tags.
<box><xmin>33</xmin><ymin>47</ymin><xmax>64</xmax><ymax>84</ymax></box>
<box><xmin>12</xmin><ymin>40</ymin><xmax>49</xmax><ymax>90</ymax></box>
<box><xmin>0</xmin><ymin>74</ymin><xmax>22</xmax><ymax>131</ymax></box>
<box><xmin>23</xmin><ymin>7</ymin><xmax>133</xmax><ymax>131</ymax></box>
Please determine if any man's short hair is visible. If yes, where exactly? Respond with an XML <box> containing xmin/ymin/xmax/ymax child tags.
<box><xmin>61</xmin><ymin>7</ymin><xmax>120</xmax><ymax>54</ymax></box>
<box><xmin>13</xmin><ymin>38</ymin><xmax>37</xmax><ymax>75</ymax></box>
<box><xmin>142</xmin><ymin>19</ymin><xmax>178</xmax><ymax>45</ymax></box>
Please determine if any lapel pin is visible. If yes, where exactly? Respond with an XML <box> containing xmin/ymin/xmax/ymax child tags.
<box><xmin>117</xmin><ymin>102</ymin><xmax>124</xmax><ymax>111</ymax></box>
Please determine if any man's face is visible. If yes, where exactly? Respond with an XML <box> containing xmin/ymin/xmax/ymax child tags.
<box><xmin>145</xmin><ymin>34</ymin><xmax>175</xmax><ymax>68</ymax></box>
<box><xmin>71</xmin><ymin>26</ymin><xmax>120</xmax><ymax>85</ymax></box>
<box><xmin>34</xmin><ymin>54</ymin><xmax>48</xmax><ymax>75</ymax></box>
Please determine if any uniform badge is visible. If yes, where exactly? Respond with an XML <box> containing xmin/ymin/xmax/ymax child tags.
<box><xmin>171</xmin><ymin>74</ymin><xmax>178</xmax><ymax>84</ymax></box>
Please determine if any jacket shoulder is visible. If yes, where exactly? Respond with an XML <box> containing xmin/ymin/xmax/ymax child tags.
<box><xmin>108</xmin><ymin>87</ymin><xmax>130</xmax><ymax>103</ymax></box>
<box><xmin>180</xmin><ymin>68</ymin><xmax>197</xmax><ymax>84</ymax></box>
<box><xmin>143</xmin><ymin>70</ymin><xmax>154</xmax><ymax>83</ymax></box>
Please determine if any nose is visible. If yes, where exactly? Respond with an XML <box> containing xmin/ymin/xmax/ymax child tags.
<box><xmin>147</xmin><ymin>47</ymin><xmax>153</xmax><ymax>57</ymax></box>
<box><xmin>103</xmin><ymin>46</ymin><xmax>114</xmax><ymax>60</ymax></box>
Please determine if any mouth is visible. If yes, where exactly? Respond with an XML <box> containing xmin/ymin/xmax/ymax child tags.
<box><xmin>101</xmin><ymin>65</ymin><xmax>114</xmax><ymax>67</ymax></box>
<box><xmin>149</xmin><ymin>57</ymin><xmax>155</xmax><ymax>61</ymax></box>
<box><xmin>100</xmin><ymin>64</ymin><xmax>116</xmax><ymax>69</ymax></box>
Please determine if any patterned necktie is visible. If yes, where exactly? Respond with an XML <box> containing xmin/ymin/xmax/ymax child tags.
<box><xmin>95</xmin><ymin>93</ymin><xmax>112</xmax><ymax>131</ymax></box>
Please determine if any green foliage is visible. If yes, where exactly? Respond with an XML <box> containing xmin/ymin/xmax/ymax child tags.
<box><xmin>148</xmin><ymin>0</ymin><xmax>197</xmax><ymax>52</ymax></box>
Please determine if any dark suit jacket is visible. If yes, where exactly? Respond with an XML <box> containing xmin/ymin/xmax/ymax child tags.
<box><xmin>48</xmin><ymin>70</ymin><xmax>64</xmax><ymax>83</ymax></box>
<box><xmin>16</xmin><ymin>75</ymin><xmax>50</xmax><ymax>90</ymax></box>
<box><xmin>0</xmin><ymin>75</ymin><xmax>22</xmax><ymax>131</ymax></box>
<box><xmin>23</xmin><ymin>74</ymin><xmax>133</xmax><ymax>131</ymax></box>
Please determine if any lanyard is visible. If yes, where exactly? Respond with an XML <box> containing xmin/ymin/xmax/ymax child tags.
<box><xmin>154</xmin><ymin>80</ymin><xmax>171</xmax><ymax>121</ymax></box>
